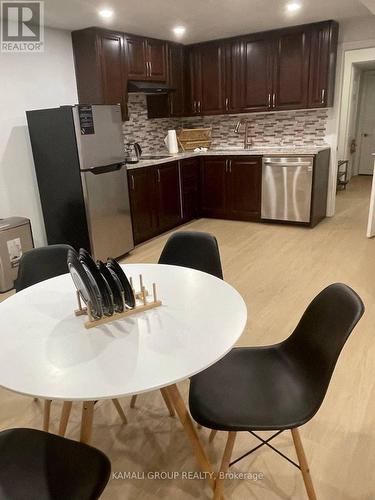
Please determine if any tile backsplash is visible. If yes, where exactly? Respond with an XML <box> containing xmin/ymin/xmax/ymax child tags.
<box><xmin>123</xmin><ymin>94</ymin><xmax>328</xmax><ymax>153</ymax></box>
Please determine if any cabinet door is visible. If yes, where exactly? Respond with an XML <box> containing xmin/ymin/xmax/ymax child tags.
<box><xmin>200</xmin><ymin>43</ymin><xmax>225</xmax><ymax>115</ymax></box>
<box><xmin>100</xmin><ymin>33</ymin><xmax>127</xmax><ymax>111</ymax></box>
<box><xmin>200</xmin><ymin>158</ymin><xmax>227</xmax><ymax>217</ymax></box>
<box><xmin>273</xmin><ymin>28</ymin><xmax>310</xmax><ymax>110</ymax></box>
<box><xmin>227</xmin><ymin>157</ymin><xmax>262</xmax><ymax>220</ymax></box>
<box><xmin>181</xmin><ymin>158</ymin><xmax>200</xmax><ymax>222</ymax></box>
<box><xmin>241</xmin><ymin>36</ymin><xmax>273</xmax><ymax>112</ymax></box>
<box><xmin>223</xmin><ymin>39</ymin><xmax>242</xmax><ymax>113</ymax></box>
<box><xmin>156</xmin><ymin>162</ymin><xmax>182</xmax><ymax>233</ymax></box>
<box><xmin>126</xmin><ymin>36</ymin><xmax>148</xmax><ymax>80</ymax></box>
<box><xmin>147</xmin><ymin>39</ymin><xmax>167</xmax><ymax>81</ymax></box>
<box><xmin>187</xmin><ymin>47</ymin><xmax>202</xmax><ymax>115</ymax></box>
<box><xmin>128</xmin><ymin>168</ymin><xmax>156</xmax><ymax>245</ymax></box>
<box><xmin>168</xmin><ymin>43</ymin><xmax>185</xmax><ymax>117</ymax></box>
<box><xmin>308</xmin><ymin>21</ymin><xmax>338</xmax><ymax>108</ymax></box>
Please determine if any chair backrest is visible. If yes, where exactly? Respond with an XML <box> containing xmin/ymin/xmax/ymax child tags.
<box><xmin>283</xmin><ymin>283</ymin><xmax>364</xmax><ymax>397</ymax></box>
<box><xmin>15</xmin><ymin>244</ymin><xmax>74</xmax><ymax>292</ymax></box>
<box><xmin>158</xmin><ymin>231</ymin><xmax>223</xmax><ymax>279</ymax></box>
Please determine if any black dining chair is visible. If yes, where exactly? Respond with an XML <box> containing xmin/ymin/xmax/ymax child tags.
<box><xmin>0</xmin><ymin>428</ymin><xmax>110</xmax><ymax>500</ymax></box>
<box><xmin>14</xmin><ymin>245</ymin><xmax>128</xmax><ymax>435</ymax></box>
<box><xmin>189</xmin><ymin>283</ymin><xmax>365</xmax><ymax>499</ymax></box>
<box><xmin>15</xmin><ymin>244</ymin><xmax>74</xmax><ymax>293</ymax></box>
<box><xmin>130</xmin><ymin>231</ymin><xmax>223</xmax><ymax>414</ymax></box>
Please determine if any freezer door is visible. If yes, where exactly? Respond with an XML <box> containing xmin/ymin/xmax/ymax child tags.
<box><xmin>73</xmin><ymin>105</ymin><xmax>125</xmax><ymax>171</ymax></box>
<box><xmin>81</xmin><ymin>164</ymin><xmax>134</xmax><ymax>260</ymax></box>
<box><xmin>261</xmin><ymin>157</ymin><xmax>314</xmax><ymax>223</ymax></box>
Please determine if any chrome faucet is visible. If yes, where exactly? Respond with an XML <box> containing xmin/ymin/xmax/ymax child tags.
<box><xmin>234</xmin><ymin>119</ymin><xmax>252</xmax><ymax>149</ymax></box>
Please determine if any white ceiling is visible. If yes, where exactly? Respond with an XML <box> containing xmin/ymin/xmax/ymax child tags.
<box><xmin>43</xmin><ymin>0</ymin><xmax>372</xmax><ymax>43</ymax></box>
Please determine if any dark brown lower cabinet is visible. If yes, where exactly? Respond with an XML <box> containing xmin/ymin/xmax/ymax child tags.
<box><xmin>200</xmin><ymin>158</ymin><xmax>227</xmax><ymax>218</ymax></box>
<box><xmin>227</xmin><ymin>157</ymin><xmax>262</xmax><ymax>220</ymax></box>
<box><xmin>128</xmin><ymin>166</ymin><xmax>156</xmax><ymax>245</ymax></box>
<box><xmin>155</xmin><ymin>162</ymin><xmax>182</xmax><ymax>233</ymax></box>
<box><xmin>180</xmin><ymin>158</ymin><xmax>200</xmax><ymax>222</ymax></box>
<box><xmin>201</xmin><ymin>156</ymin><xmax>262</xmax><ymax>221</ymax></box>
<box><xmin>128</xmin><ymin>162</ymin><xmax>182</xmax><ymax>245</ymax></box>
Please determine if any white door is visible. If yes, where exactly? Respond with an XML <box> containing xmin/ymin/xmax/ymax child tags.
<box><xmin>358</xmin><ymin>71</ymin><xmax>375</xmax><ymax>175</ymax></box>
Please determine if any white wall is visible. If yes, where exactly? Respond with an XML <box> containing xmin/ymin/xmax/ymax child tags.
<box><xmin>0</xmin><ymin>27</ymin><xmax>78</xmax><ymax>246</ymax></box>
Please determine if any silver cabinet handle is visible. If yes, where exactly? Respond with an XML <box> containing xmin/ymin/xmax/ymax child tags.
<box><xmin>225</xmin><ymin>159</ymin><xmax>228</xmax><ymax>173</ymax></box>
<box><xmin>321</xmin><ymin>88</ymin><xmax>326</xmax><ymax>104</ymax></box>
<box><xmin>229</xmin><ymin>159</ymin><xmax>232</xmax><ymax>173</ymax></box>
<box><xmin>272</xmin><ymin>93</ymin><xmax>276</xmax><ymax>108</ymax></box>
<box><xmin>157</xmin><ymin>168</ymin><xmax>161</xmax><ymax>183</ymax></box>
<box><xmin>268</xmin><ymin>93</ymin><xmax>271</xmax><ymax>108</ymax></box>
<box><xmin>225</xmin><ymin>97</ymin><xmax>229</xmax><ymax>111</ymax></box>
<box><xmin>130</xmin><ymin>174</ymin><xmax>135</xmax><ymax>190</ymax></box>
<box><xmin>145</xmin><ymin>62</ymin><xmax>149</xmax><ymax>77</ymax></box>
<box><xmin>198</xmin><ymin>100</ymin><xmax>201</xmax><ymax>113</ymax></box>
<box><xmin>149</xmin><ymin>61</ymin><xmax>152</xmax><ymax>76</ymax></box>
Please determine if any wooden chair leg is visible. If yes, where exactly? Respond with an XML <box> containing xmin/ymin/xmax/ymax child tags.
<box><xmin>214</xmin><ymin>431</ymin><xmax>237</xmax><ymax>500</ymax></box>
<box><xmin>291</xmin><ymin>428</ymin><xmax>317</xmax><ymax>500</ymax></box>
<box><xmin>43</xmin><ymin>400</ymin><xmax>52</xmax><ymax>431</ymax></box>
<box><xmin>130</xmin><ymin>395</ymin><xmax>138</xmax><ymax>408</ymax></box>
<box><xmin>209</xmin><ymin>429</ymin><xmax>218</xmax><ymax>443</ymax></box>
<box><xmin>160</xmin><ymin>388</ymin><xmax>175</xmax><ymax>417</ymax></box>
<box><xmin>58</xmin><ymin>401</ymin><xmax>73</xmax><ymax>436</ymax></box>
<box><xmin>112</xmin><ymin>399</ymin><xmax>128</xmax><ymax>424</ymax></box>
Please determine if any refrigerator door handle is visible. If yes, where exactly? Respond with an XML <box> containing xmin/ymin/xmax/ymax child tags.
<box><xmin>84</xmin><ymin>162</ymin><xmax>126</xmax><ymax>174</ymax></box>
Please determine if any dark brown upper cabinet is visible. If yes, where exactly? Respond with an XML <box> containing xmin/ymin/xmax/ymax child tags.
<box><xmin>200</xmin><ymin>42</ymin><xmax>225</xmax><ymax>115</ymax></box>
<box><xmin>187</xmin><ymin>46</ymin><xmax>203</xmax><ymax>115</ymax></box>
<box><xmin>223</xmin><ymin>38</ymin><xmax>243</xmax><ymax>113</ymax></box>
<box><xmin>272</xmin><ymin>27</ymin><xmax>310</xmax><ymax>110</ymax></box>
<box><xmin>71</xmin><ymin>28</ymin><xmax>128</xmax><ymax>119</ymax></box>
<box><xmin>308</xmin><ymin>21</ymin><xmax>339</xmax><ymax>108</ymax></box>
<box><xmin>241</xmin><ymin>35</ymin><xmax>273</xmax><ymax>112</ymax></box>
<box><xmin>168</xmin><ymin>43</ymin><xmax>185</xmax><ymax>117</ymax></box>
<box><xmin>125</xmin><ymin>35</ymin><xmax>167</xmax><ymax>82</ymax></box>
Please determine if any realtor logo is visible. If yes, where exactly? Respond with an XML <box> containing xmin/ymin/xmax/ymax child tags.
<box><xmin>1</xmin><ymin>1</ymin><xmax>44</xmax><ymax>52</ymax></box>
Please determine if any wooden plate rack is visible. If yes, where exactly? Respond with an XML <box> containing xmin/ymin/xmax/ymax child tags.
<box><xmin>74</xmin><ymin>274</ymin><xmax>162</xmax><ymax>329</ymax></box>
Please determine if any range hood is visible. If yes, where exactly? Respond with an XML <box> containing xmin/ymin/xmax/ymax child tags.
<box><xmin>128</xmin><ymin>80</ymin><xmax>176</xmax><ymax>94</ymax></box>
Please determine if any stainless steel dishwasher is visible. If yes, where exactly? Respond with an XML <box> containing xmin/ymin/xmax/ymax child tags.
<box><xmin>261</xmin><ymin>156</ymin><xmax>314</xmax><ymax>223</ymax></box>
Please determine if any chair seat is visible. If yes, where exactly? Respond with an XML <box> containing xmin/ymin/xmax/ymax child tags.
<box><xmin>0</xmin><ymin>428</ymin><xmax>110</xmax><ymax>500</ymax></box>
<box><xmin>189</xmin><ymin>347</ymin><xmax>323</xmax><ymax>431</ymax></box>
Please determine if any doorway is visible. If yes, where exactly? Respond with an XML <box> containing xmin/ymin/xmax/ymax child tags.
<box><xmin>357</xmin><ymin>70</ymin><xmax>375</xmax><ymax>175</ymax></box>
<box><xmin>335</xmin><ymin>47</ymin><xmax>375</xmax><ymax>236</ymax></box>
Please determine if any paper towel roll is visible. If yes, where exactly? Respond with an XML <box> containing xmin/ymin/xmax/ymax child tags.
<box><xmin>165</xmin><ymin>129</ymin><xmax>179</xmax><ymax>154</ymax></box>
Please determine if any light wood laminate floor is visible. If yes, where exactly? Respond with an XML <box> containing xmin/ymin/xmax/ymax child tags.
<box><xmin>0</xmin><ymin>175</ymin><xmax>374</xmax><ymax>499</ymax></box>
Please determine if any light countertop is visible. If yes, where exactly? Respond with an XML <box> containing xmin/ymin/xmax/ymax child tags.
<box><xmin>127</xmin><ymin>146</ymin><xmax>330</xmax><ymax>170</ymax></box>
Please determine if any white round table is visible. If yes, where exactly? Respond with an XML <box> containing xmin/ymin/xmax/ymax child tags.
<box><xmin>0</xmin><ymin>263</ymin><xmax>247</xmax><ymax>480</ymax></box>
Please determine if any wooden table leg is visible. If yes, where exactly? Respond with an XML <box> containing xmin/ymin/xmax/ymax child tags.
<box><xmin>80</xmin><ymin>401</ymin><xmax>95</xmax><ymax>444</ymax></box>
<box><xmin>165</xmin><ymin>384</ymin><xmax>215</xmax><ymax>491</ymax></box>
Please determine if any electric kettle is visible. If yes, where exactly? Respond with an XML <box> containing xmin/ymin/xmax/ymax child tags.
<box><xmin>125</xmin><ymin>142</ymin><xmax>142</xmax><ymax>163</ymax></box>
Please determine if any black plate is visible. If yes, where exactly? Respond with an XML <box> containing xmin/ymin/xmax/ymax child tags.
<box><xmin>79</xmin><ymin>249</ymin><xmax>114</xmax><ymax>317</ymax></box>
<box><xmin>97</xmin><ymin>260</ymin><xmax>123</xmax><ymax>313</ymax></box>
<box><xmin>106</xmin><ymin>258</ymin><xmax>135</xmax><ymax>309</ymax></box>
<box><xmin>67</xmin><ymin>249</ymin><xmax>103</xmax><ymax>320</ymax></box>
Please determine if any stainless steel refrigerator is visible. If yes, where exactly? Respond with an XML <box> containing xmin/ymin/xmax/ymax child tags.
<box><xmin>27</xmin><ymin>104</ymin><xmax>134</xmax><ymax>260</ymax></box>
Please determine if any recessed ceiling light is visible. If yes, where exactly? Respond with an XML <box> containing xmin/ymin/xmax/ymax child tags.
<box><xmin>286</xmin><ymin>2</ymin><xmax>302</xmax><ymax>12</ymax></box>
<box><xmin>173</xmin><ymin>26</ymin><xmax>186</xmax><ymax>36</ymax></box>
<box><xmin>98</xmin><ymin>8</ymin><xmax>114</xmax><ymax>19</ymax></box>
